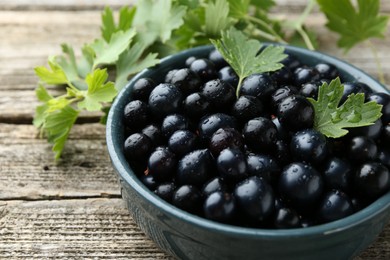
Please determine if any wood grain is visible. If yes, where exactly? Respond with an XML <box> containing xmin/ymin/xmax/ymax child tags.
<box><xmin>0</xmin><ymin>199</ymin><xmax>173</xmax><ymax>259</ymax></box>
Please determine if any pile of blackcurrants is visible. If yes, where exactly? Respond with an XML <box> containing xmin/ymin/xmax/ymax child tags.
<box><xmin>122</xmin><ymin>48</ymin><xmax>390</xmax><ymax>229</ymax></box>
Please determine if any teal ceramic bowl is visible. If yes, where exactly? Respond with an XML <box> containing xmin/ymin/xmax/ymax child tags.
<box><xmin>106</xmin><ymin>45</ymin><xmax>390</xmax><ymax>260</ymax></box>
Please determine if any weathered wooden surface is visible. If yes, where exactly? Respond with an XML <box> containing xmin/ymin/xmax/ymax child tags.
<box><xmin>0</xmin><ymin>1</ymin><xmax>389</xmax><ymax>259</ymax></box>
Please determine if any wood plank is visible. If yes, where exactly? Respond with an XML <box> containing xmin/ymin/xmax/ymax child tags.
<box><xmin>0</xmin><ymin>123</ymin><xmax>120</xmax><ymax>200</ymax></box>
<box><xmin>0</xmin><ymin>0</ymin><xmax>389</xmax><ymax>12</ymax></box>
<box><xmin>0</xmin><ymin>199</ymin><xmax>388</xmax><ymax>259</ymax></box>
<box><xmin>0</xmin><ymin>199</ymin><xmax>173</xmax><ymax>259</ymax></box>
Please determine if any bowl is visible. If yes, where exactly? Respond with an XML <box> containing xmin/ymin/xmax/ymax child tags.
<box><xmin>106</xmin><ymin>44</ymin><xmax>390</xmax><ymax>260</ymax></box>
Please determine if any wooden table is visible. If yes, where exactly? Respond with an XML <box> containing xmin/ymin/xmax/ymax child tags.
<box><xmin>0</xmin><ymin>1</ymin><xmax>389</xmax><ymax>259</ymax></box>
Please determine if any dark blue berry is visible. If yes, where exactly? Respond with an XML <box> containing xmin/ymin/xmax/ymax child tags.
<box><xmin>154</xmin><ymin>182</ymin><xmax>176</xmax><ymax>202</ymax></box>
<box><xmin>161</xmin><ymin>114</ymin><xmax>189</xmax><ymax>138</ymax></box>
<box><xmin>242</xmin><ymin>117</ymin><xmax>278</xmax><ymax>152</ymax></box>
<box><xmin>168</xmin><ymin>130</ymin><xmax>198</xmax><ymax>157</ymax></box>
<box><xmin>123</xmin><ymin>100</ymin><xmax>150</xmax><ymax>130</ymax></box>
<box><xmin>190</xmin><ymin>58</ymin><xmax>217</xmax><ymax>82</ymax></box>
<box><xmin>246</xmin><ymin>153</ymin><xmax>280</xmax><ymax>184</ymax></box>
<box><xmin>132</xmin><ymin>78</ymin><xmax>156</xmax><ymax>102</ymax></box>
<box><xmin>177</xmin><ymin>149</ymin><xmax>214</xmax><ymax>186</ymax></box>
<box><xmin>317</xmin><ymin>190</ymin><xmax>354</xmax><ymax>223</ymax></box>
<box><xmin>278</xmin><ymin>162</ymin><xmax>324</xmax><ymax>210</ymax></box>
<box><xmin>209</xmin><ymin>127</ymin><xmax>244</xmax><ymax>157</ymax></box>
<box><xmin>204</xmin><ymin>191</ymin><xmax>236</xmax><ymax>223</ymax></box>
<box><xmin>217</xmin><ymin>148</ymin><xmax>248</xmax><ymax>182</ymax></box>
<box><xmin>276</xmin><ymin>95</ymin><xmax>314</xmax><ymax>132</ymax></box>
<box><xmin>124</xmin><ymin>133</ymin><xmax>153</xmax><ymax>162</ymax></box>
<box><xmin>323</xmin><ymin>157</ymin><xmax>352</xmax><ymax>192</ymax></box>
<box><xmin>172</xmin><ymin>185</ymin><xmax>202</xmax><ymax>214</ymax></box>
<box><xmin>183</xmin><ymin>92</ymin><xmax>211</xmax><ymax>119</ymax></box>
<box><xmin>148</xmin><ymin>83</ymin><xmax>183</xmax><ymax>118</ymax></box>
<box><xmin>234</xmin><ymin>176</ymin><xmax>275</xmax><ymax>222</ymax></box>
<box><xmin>148</xmin><ymin>147</ymin><xmax>177</xmax><ymax>182</ymax></box>
<box><xmin>218</xmin><ymin>66</ymin><xmax>239</xmax><ymax>87</ymax></box>
<box><xmin>201</xmin><ymin>79</ymin><xmax>236</xmax><ymax>112</ymax></box>
<box><xmin>239</xmin><ymin>73</ymin><xmax>277</xmax><ymax>104</ymax></box>
<box><xmin>354</xmin><ymin>162</ymin><xmax>390</xmax><ymax>200</ymax></box>
<box><xmin>170</xmin><ymin>68</ymin><xmax>202</xmax><ymax>95</ymax></box>
<box><xmin>290</xmin><ymin>129</ymin><xmax>328</xmax><ymax>165</ymax></box>
<box><xmin>198</xmin><ymin>113</ymin><xmax>237</xmax><ymax>142</ymax></box>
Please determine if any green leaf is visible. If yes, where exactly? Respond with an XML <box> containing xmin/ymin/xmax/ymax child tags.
<box><xmin>307</xmin><ymin>78</ymin><xmax>383</xmax><ymax>138</ymax></box>
<box><xmin>227</xmin><ymin>0</ymin><xmax>250</xmax><ymax>19</ymax></box>
<box><xmin>210</xmin><ymin>27</ymin><xmax>286</xmax><ymax>95</ymax></box>
<box><xmin>34</xmin><ymin>57</ymin><xmax>68</xmax><ymax>85</ymax></box>
<box><xmin>44</xmin><ymin>105</ymin><xmax>79</xmax><ymax>160</ymax></box>
<box><xmin>36</xmin><ymin>84</ymin><xmax>53</xmax><ymax>102</ymax></box>
<box><xmin>115</xmin><ymin>42</ymin><xmax>160</xmax><ymax>90</ymax></box>
<box><xmin>250</xmin><ymin>0</ymin><xmax>275</xmax><ymax>11</ymax></box>
<box><xmin>101</xmin><ymin>6</ymin><xmax>136</xmax><ymax>42</ymax></box>
<box><xmin>205</xmin><ymin>0</ymin><xmax>234</xmax><ymax>38</ymax></box>
<box><xmin>77</xmin><ymin>68</ymin><xmax>117</xmax><ymax>111</ymax></box>
<box><xmin>56</xmin><ymin>44</ymin><xmax>88</xmax><ymax>90</ymax></box>
<box><xmin>133</xmin><ymin>0</ymin><xmax>187</xmax><ymax>46</ymax></box>
<box><xmin>89</xmin><ymin>29</ymin><xmax>136</xmax><ymax>68</ymax></box>
<box><xmin>317</xmin><ymin>0</ymin><xmax>389</xmax><ymax>51</ymax></box>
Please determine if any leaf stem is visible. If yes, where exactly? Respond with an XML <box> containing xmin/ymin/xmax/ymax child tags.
<box><xmin>246</xmin><ymin>15</ymin><xmax>287</xmax><ymax>44</ymax></box>
<box><xmin>290</xmin><ymin>0</ymin><xmax>316</xmax><ymax>50</ymax></box>
<box><xmin>366</xmin><ymin>40</ymin><xmax>386</xmax><ymax>85</ymax></box>
<box><xmin>236</xmin><ymin>76</ymin><xmax>244</xmax><ymax>98</ymax></box>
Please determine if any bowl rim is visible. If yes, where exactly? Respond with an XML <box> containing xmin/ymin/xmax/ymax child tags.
<box><xmin>106</xmin><ymin>44</ymin><xmax>390</xmax><ymax>239</ymax></box>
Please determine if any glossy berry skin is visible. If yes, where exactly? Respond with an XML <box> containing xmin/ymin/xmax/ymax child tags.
<box><xmin>185</xmin><ymin>56</ymin><xmax>196</xmax><ymax>67</ymax></box>
<box><xmin>378</xmin><ymin>149</ymin><xmax>390</xmax><ymax>168</ymax></box>
<box><xmin>276</xmin><ymin>95</ymin><xmax>315</xmax><ymax>132</ymax></box>
<box><xmin>124</xmin><ymin>133</ymin><xmax>153</xmax><ymax>162</ymax></box>
<box><xmin>348</xmin><ymin>119</ymin><xmax>382</xmax><ymax>140</ymax></box>
<box><xmin>299</xmin><ymin>82</ymin><xmax>320</xmax><ymax>99</ymax></box>
<box><xmin>177</xmin><ymin>149</ymin><xmax>214</xmax><ymax>186</ymax></box>
<box><xmin>172</xmin><ymin>185</ymin><xmax>202</xmax><ymax>214</ymax></box>
<box><xmin>293</xmin><ymin>66</ymin><xmax>320</xmax><ymax>86</ymax></box>
<box><xmin>290</xmin><ymin>129</ymin><xmax>328</xmax><ymax>165</ymax></box>
<box><xmin>234</xmin><ymin>176</ymin><xmax>275</xmax><ymax>222</ymax></box>
<box><xmin>382</xmin><ymin>124</ymin><xmax>390</xmax><ymax>146</ymax></box>
<box><xmin>170</xmin><ymin>68</ymin><xmax>202</xmax><ymax>95</ymax></box>
<box><xmin>208</xmin><ymin>49</ymin><xmax>228</xmax><ymax>69</ymax></box>
<box><xmin>274</xmin><ymin>207</ymin><xmax>301</xmax><ymax>229</ymax></box>
<box><xmin>274</xmin><ymin>139</ymin><xmax>292</xmax><ymax>166</ymax></box>
<box><xmin>148</xmin><ymin>147</ymin><xmax>177</xmax><ymax>182</ymax></box>
<box><xmin>271</xmin><ymin>66</ymin><xmax>293</xmax><ymax>86</ymax></box>
<box><xmin>201</xmin><ymin>79</ymin><xmax>236</xmax><ymax>112</ymax></box>
<box><xmin>198</xmin><ymin>113</ymin><xmax>237</xmax><ymax>142</ymax></box>
<box><xmin>242</xmin><ymin>117</ymin><xmax>278</xmax><ymax>153</ymax></box>
<box><xmin>217</xmin><ymin>148</ymin><xmax>248</xmax><ymax>182</ymax></box>
<box><xmin>204</xmin><ymin>191</ymin><xmax>236</xmax><ymax>223</ymax></box>
<box><xmin>123</xmin><ymin>100</ymin><xmax>150</xmax><ymax>130</ymax></box>
<box><xmin>239</xmin><ymin>73</ymin><xmax>277</xmax><ymax>103</ymax></box>
<box><xmin>348</xmin><ymin>136</ymin><xmax>378</xmax><ymax>162</ymax></box>
<box><xmin>189</xmin><ymin>58</ymin><xmax>217</xmax><ymax>82</ymax></box>
<box><xmin>278</xmin><ymin>162</ymin><xmax>324</xmax><ymax>209</ymax></box>
<box><xmin>165</xmin><ymin>69</ymin><xmax>178</xmax><ymax>83</ymax></box>
<box><xmin>168</xmin><ymin>130</ymin><xmax>198</xmax><ymax>157</ymax></box>
<box><xmin>281</xmin><ymin>54</ymin><xmax>301</xmax><ymax>71</ymax></box>
<box><xmin>354</xmin><ymin>162</ymin><xmax>390</xmax><ymax>199</ymax></box>
<box><xmin>154</xmin><ymin>182</ymin><xmax>176</xmax><ymax>202</ymax></box>
<box><xmin>161</xmin><ymin>114</ymin><xmax>189</xmax><ymax>138</ymax></box>
<box><xmin>315</xmin><ymin>63</ymin><xmax>339</xmax><ymax>79</ymax></box>
<box><xmin>142</xmin><ymin>124</ymin><xmax>164</xmax><ymax>146</ymax></box>
<box><xmin>270</xmin><ymin>85</ymin><xmax>298</xmax><ymax>112</ymax></box>
<box><xmin>340</xmin><ymin>82</ymin><xmax>368</xmax><ymax>104</ymax></box>
<box><xmin>131</xmin><ymin>78</ymin><xmax>155</xmax><ymax>102</ymax></box>
<box><xmin>183</xmin><ymin>92</ymin><xmax>211</xmax><ymax>119</ymax></box>
<box><xmin>246</xmin><ymin>153</ymin><xmax>280</xmax><ymax>184</ymax></box>
<box><xmin>218</xmin><ymin>66</ymin><xmax>238</xmax><ymax>87</ymax></box>
<box><xmin>202</xmin><ymin>177</ymin><xmax>227</xmax><ymax>197</ymax></box>
<box><xmin>317</xmin><ymin>190</ymin><xmax>354</xmax><ymax>223</ymax></box>
<box><xmin>323</xmin><ymin>157</ymin><xmax>352</xmax><ymax>192</ymax></box>
<box><xmin>366</xmin><ymin>92</ymin><xmax>390</xmax><ymax>123</ymax></box>
<box><xmin>209</xmin><ymin>128</ymin><xmax>244</xmax><ymax>157</ymax></box>
<box><xmin>148</xmin><ymin>83</ymin><xmax>183</xmax><ymax>118</ymax></box>
<box><xmin>139</xmin><ymin>174</ymin><xmax>158</xmax><ymax>190</ymax></box>
<box><xmin>231</xmin><ymin>95</ymin><xmax>264</xmax><ymax>125</ymax></box>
